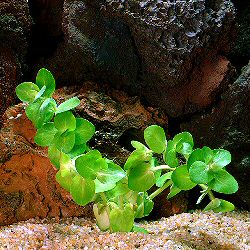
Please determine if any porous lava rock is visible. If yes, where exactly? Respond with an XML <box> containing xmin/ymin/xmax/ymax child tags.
<box><xmin>42</xmin><ymin>0</ymin><xmax>236</xmax><ymax>117</ymax></box>
<box><xmin>0</xmin><ymin>83</ymin><xmax>186</xmax><ymax>225</ymax></box>
<box><xmin>230</xmin><ymin>0</ymin><xmax>250</xmax><ymax>70</ymax></box>
<box><xmin>182</xmin><ymin>62</ymin><xmax>250</xmax><ymax>209</ymax></box>
<box><xmin>0</xmin><ymin>0</ymin><xmax>32</xmax><ymax>126</ymax></box>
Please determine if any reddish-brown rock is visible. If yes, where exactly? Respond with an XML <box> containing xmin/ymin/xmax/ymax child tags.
<box><xmin>0</xmin><ymin>105</ymin><xmax>92</xmax><ymax>226</ymax></box>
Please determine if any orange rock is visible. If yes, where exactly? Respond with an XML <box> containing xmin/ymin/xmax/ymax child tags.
<box><xmin>0</xmin><ymin>105</ymin><xmax>92</xmax><ymax>226</ymax></box>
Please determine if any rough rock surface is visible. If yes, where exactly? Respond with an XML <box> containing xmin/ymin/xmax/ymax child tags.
<box><xmin>182</xmin><ymin>62</ymin><xmax>250</xmax><ymax>209</ymax></box>
<box><xmin>54</xmin><ymin>82</ymin><xmax>168</xmax><ymax>164</ymax></box>
<box><xmin>0</xmin><ymin>0</ymin><xmax>32</xmax><ymax>126</ymax></box>
<box><xmin>0</xmin><ymin>83</ymin><xmax>187</xmax><ymax>225</ymax></box>
<box><xmin>230</xmin><ymin>0</ymin><xmax>250</xmax><ymax>70</ymax></box>
<box><xmin>0</xmin><ymin>104</ymin><xmax>92</xmax><ymax>226</ymax></box>
<box><xmin>42</xmin><ymin>0</ymin><xmax>236</xmax><ymax>117</ymax></box>
<box><xmin>28</xmin><ymin>0</ymin><xmax>64</xmax><ymax>64</ymax></box>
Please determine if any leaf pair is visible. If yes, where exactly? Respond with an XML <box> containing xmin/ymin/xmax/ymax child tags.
<box><xmin>56</xmin><ymin>154</ymin><xmax>95</xmax><ymax>206</ymax></box>
<box><xmin>26</xmin><ymin>97</ymin><xmax>57</xmax><ymax>128</ymax></box>
<box><xmin>125</xmin><ymin>149</ymin><xmax>156</xmax><ymax>192</ymax></box>
<box><xmin>76</xmin><ymin>151</ymin><xmax>126</xmax><ymax>193</ymax></box>
<box><xmin>35</xmin><ymin>111</ymin><xmax>95</xmax><ymax>166</ymax></box>
<box><xmin>187</xmin><ymin>147</ymin><xmax>238</xmax><ymax>194</ymax></box>
<box><xmin>94</xmin><ymin>203</ymin><xmax>135</xmax><ymax>233</ymax></box>
<box><xmin>204</xmin><ymin>198</ymin><xmax>235</xmax><ymax>212</ymax></box>
<box><xmin>16</xmin><ymin>68</ymin><xmax>55</xmax><ymax>103</ymax></box>
<box><xmin>164</xmin><ymin>132</ymin><xmax>194</xmax><ymax>167</ymax></box>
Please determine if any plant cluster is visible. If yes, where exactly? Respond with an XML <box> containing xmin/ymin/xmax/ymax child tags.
<box><xmin>16</xmin><ymin>68</ymin><xmax>239</xmax><ymax>233</ymax></box>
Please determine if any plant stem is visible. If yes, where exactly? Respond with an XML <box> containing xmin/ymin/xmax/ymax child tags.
<box><xmin>199</xmin><ymin>184</ymin><xmax>215</xmax><ymax>200</ymax></box>
<box><xmin>153</xmin><ymin>165</ymin><xmax>176</xmax><ymax>172</ymax></box>
<box><xmin>100</xmin><ymin>192</ymin><xmax>108</xmax><ymax>206</ymax></box>
<box><xmin>149</xmin><ymin>180</ymin><xmax>172</xmax><ymax>200</ymax></box>
<box><xmin>118</xmin><ymin>195</ymin><xmax>124</xmax><ymax>210</ymax></box>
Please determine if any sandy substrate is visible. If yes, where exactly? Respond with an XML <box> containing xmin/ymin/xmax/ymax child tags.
<box><xmin>0</xmin><ymin>210</ymin><xmax>249</xmax><ymax>250</ymax></box>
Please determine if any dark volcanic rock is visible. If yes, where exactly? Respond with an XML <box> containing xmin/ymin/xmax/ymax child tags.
<box><xmin>0</xmin><ymin>0</ymin><xmax>32</xmax><ymax>126</ymax></box>
<box><xmin>230</xmin><ymin>0</ymin><xmax>250</xmax><ymax>70</ymax></box>
<box><xmin>181</xmin><ymin>62</ymin><xmax>250</xmax><ymax>209</ymax></box>
<box><xmin>28</xmin><ymin>0</ymin><xmax>64</xmax><ymax>60</ymax></box>
<box><xmin>43</xmin><ymin>0</ymin><xmax>236</xmax><ymax>117</ymax></box>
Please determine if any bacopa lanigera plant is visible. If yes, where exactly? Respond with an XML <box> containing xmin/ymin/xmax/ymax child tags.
<box><xmin>15</xmin><ymin>68</ymin><xmax>239</xmax><ymax>233</ymax></box>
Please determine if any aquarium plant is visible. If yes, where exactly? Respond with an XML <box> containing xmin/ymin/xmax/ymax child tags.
<box><xmin>15</xmin><ymin>68</ymin><xmax>239</xmax><ymax>232</ymax></box>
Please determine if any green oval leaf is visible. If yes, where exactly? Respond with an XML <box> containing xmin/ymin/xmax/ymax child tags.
<box><xmin>171</xmin><ymin>165</ymin><xmax>196</xmax><ymax>190</ymax></box>
<box><xmin>131</xmin><ymin>141</ymin><xmax>149</xmax><ymax>151</ymax></box>
<box><xmin>110</xmin><ymin>204</ymin><xmax>134</xmax><ymax>232</ymax></box>
<box><xmin>206</xmin><ymin>199</ymin><xmax>235</xmax><ymax>212</ymax></box>
<box><xmin>70</xmin><ymin>175</ymin><xmax>95</xmax><ymax>206</ymax></box>
<box><xmin>75</xmin><ymin>118</ymin><xmax>95</xmax><ymax>145</ymax></box>
<box><xmin>187</xmin><ymin>146</ymin><xmax>213</xmax><ymax>168</ymax></box>
<box><xmin>173</xmin><ymin>131</ymin><xmax>194</xmax><ymax>145</ymax></box>
<box><xmin>55</xmin><ymin>155</ymin><xmax>76</xmax><ymax>191</ymax></box>
<box><xmin>164</xmin><ymin>140</ymin><xmax>178</xmax><ymax>167</ymax></box>
<box><xmin>53</xmin><ymin>131</ymin><xmax>75</xmax><ymax>153</ymax></box>
<box><xmin>54</xmin><ymin>111</ymin><xmax>76</xmax><ymax>132</ymax></box>
<box><xmin>75</xmin><ymin>150</ymin><xmax>103</xmax><ymax>179</ymax></box>
<box><xmin>16</xmin><ymin>82</ymin><xmax>40</xmax><ymax>103</ymax></box>
<box><xmin>173</xmin><ymin>132</ymin><xmax>194</xmax><ymax>156</ymax></box>
<box><xmin>203</xmin><ymin>198</ymin><xmax>221</xmax><ymax>211</ymax></box>
<box><xmin>211</xmin><ymin>149</ymin><xmax>231</xmax><ymax>170</ymax></box>
<box><xmin>34</xmin><ymin>122</ymin><xmax>57</xmax><ymax>146</ymax></box>
<box><xmin>124</xmin><ymin>149</ymin><xmax>152</xmax><ymax>171</ymax></box>
<box><xmin>56</xmin><ymin>97</ymin><xmax>81</xmax><ymax>114</ymax></box>
<box><xmin>189</xmin><ymin>161</ymin><xmax>214</xmax><ymax>184</ymax></box>
<box><xmin>95</xmin><ymin>161</ymin><xmax>126</xmax><ymax>193</ymax></box>
<box><xmin>128</xmin><ymin>162</ymin><xmax>155</xmax><ymax>191</ymax></box>
<box><xmin>144</xmin><ymin>125</ymin><xmax>166</xmax><ymax>154</ymax></box>
<box><xmin>208</xmin><ymin>169</ymin><xmax>238</xmax><ymax>194</ymax></box>
<box><xmin>36</xmin><ymin>68</ymin><xmax>55</xmax><ymax>97</ymax></box>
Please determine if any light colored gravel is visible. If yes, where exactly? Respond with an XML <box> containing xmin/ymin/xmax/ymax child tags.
<box><xmin>0</xmin><ymin>210</ymin><xmax>249</xmax><ymax>250</ymax></box>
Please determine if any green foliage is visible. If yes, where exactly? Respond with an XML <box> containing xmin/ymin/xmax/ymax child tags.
<box><xmin>56</xmin><ymin>97</ymin><xmax>80</xmax><ymax>114</ymax></box>
<box><xmin>75</xmin><ymin>118</ymin><xmax>95</xmax><ymax>144</ymax></box>
<box><xmin>16</xmin><ymin>68</ymin><xmax>239</xmax><ymax>233</ymax></box>
<box><xmin>36</xmin><ymin>68</ymin><xmax>55</xmax><ymax>97</ymax></box>
<box><xmin>171</xmin><ymin>165</ymin><xmax>196</xmax><ymax>190</ymax></box>
<box><xmin>109</xmin><ymin>204</ymin><xmax>134</xmax><ymax>232</ymax></box>
<box><xmin>54</xmin><ymin>111</ymin><xmax>76</xmax><ymax>132</ymax></box>
<box><xmin>34</xmin><ymin>122</ymin><xmax>57</xmax><ymax>146</ymax></box>
<box><xmin>16</xmin><ymin>82</ymin><xmax>40</xmax><ymax>103</ymax></box>
<box><xmin>144</xmin><ymin>125</ymin><xmax>166</xmax><ymax>153</ymax></box>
